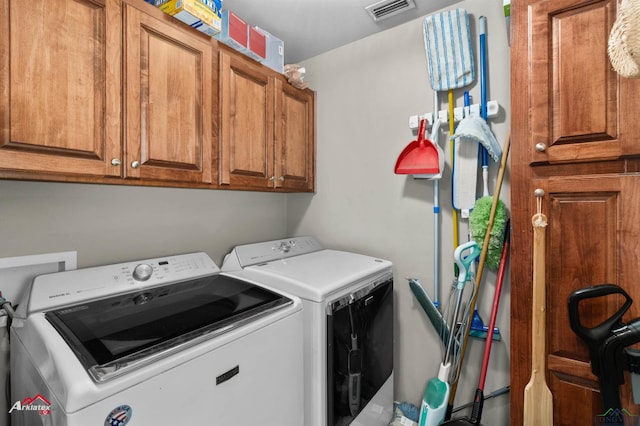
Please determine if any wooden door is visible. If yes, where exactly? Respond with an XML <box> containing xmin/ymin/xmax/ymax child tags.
<box><xmin>0</xmin><ymin>0</ymin><xmax>121</xmax><ymax>177</ymax></box>
<box><xmin>124</xmin><ymin>4</ymin><xmax>213</xmax><ymax>184</ymax></box>
<box><xmin>511</xmin><ymin>0</ymin><xmax>640</xmax><ymax>423</ymax></box>
<box><xmin>522</xmin><ymin>176</ymin><xmax>640</xmax><ymax>425</ymax></box>
<box><xmin>219</xmin><ymin>50</ymin><xmax>275</xmax><ymax>189</ymax></box>
<box><xmin>275</xmin><ymin>80</ymin><xmax>315</xmax><ymax>192</ymax></box>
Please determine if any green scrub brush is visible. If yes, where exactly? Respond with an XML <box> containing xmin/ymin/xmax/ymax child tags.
<box><xmin>469</xmin><ymin>196</ymin><xmax>508</xmax><ymax>271</ymax></box>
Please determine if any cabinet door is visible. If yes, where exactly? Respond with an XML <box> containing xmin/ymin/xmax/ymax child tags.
<box><xmin>0</xmin><ymin>0</ymin><xmax>121</xmax><ymax>177</ymax></box>
<box><xmin>219</xmin><ymin>51</ymin><xmax>275</xmax><ymax>189</ymax></box>
<box><xmin>275</xmin><ymin>80</ymin><xmax>315</xmax><ymax>192</ymax></box>
<box><xmin>529</xmin><ymin>0</ymin><xmax>640</xmax><ymax>165</ymax></box>
<box><xmin>513</xmin><ymin>176</ymin><xmax>640</xmax><ymax>425</ymax></box>
<box><xmin>124</xmin><ymin>4</ymin><xmax>213</xmax><ymax>183</ymax></box>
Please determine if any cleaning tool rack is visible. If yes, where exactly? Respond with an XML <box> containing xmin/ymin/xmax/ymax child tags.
<box><xmin>408</xmin><ymin>100</ymin><xmax>500</xmax><ymax>131</ymax></box>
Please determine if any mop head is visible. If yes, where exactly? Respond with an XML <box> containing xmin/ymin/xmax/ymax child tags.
<box><xmin>423</xmin><ymin>8</ymin><xmax>475</xmax><ymax>91</ymax></box>
<box><xmin>452</xmin><ymin>116</ymin><xmax>502</xmax><ymax>162</ymax></box>
<box><xmin>469</xmin><ymin>196</ymin><xmax>508</xmax><ymax>271</ymax></box>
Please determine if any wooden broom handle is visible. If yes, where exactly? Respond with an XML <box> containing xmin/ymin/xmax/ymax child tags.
<box><xmin>523</xmin><ymin>189</ymin><xmax>553</xmax><ymax>426</ymax></box>
<box><xmin>531</xmin><ymin>209</ymin><xmax>548</xmax><ymax>375</ymax></box>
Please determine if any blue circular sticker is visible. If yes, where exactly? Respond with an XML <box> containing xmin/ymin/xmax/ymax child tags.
<box><xmin>104</xmin><ymin>405</ymin><xmax>132</xmax><ymax>426</ymax></box>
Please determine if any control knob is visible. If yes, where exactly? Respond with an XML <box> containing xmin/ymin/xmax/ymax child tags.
<box><xmin>132</xmin><ymin>263</ymin><xmax>153</xmax><ymax>281</ymax></box>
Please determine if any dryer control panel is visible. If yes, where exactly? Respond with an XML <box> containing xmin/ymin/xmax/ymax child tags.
<box><xmin>222</xmin><ymin>236</ymin><xmax>324</xmax><ymax>269</ymax></box>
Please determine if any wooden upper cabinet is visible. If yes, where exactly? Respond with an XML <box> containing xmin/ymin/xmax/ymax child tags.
<box><xmin>529</xmin><ymin>0</ymin><xmax>640</xmax><ymax>164</ymax></box>
<box><xmin>219</xmin><ymin>49</ymin><xmax>315</xmax><ymax>192</ymax></box>
<box><xmin>219</xmin><ymin>50</ymin><xmax>275</xmax><ymax>189</ymax></box>
<box><xmin>124</xmin><ymin>3</ymin><xmax>213</xmax><ymax>184</ymax></box>
<box><xmin>275</xmin><ymin>80</ymin><xmax>315</xmax><ymax>191</ymax></box>
<box><xmin>0</xmin><ymin>0</ymin><xmax>313</xmax><ymax>191</ymax></box>
<box><xmin>0</xmin><ymin>0</ymin><xmax>122</xmax><ymax>177</ymax></box>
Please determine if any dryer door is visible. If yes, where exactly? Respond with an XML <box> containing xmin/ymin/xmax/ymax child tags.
<box><xmin>327</xmin><ymin>278</ymin><xmax>393</xmax><ymax>425</ymax></box>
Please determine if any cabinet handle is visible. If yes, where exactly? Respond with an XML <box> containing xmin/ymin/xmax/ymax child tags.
<box><xmin>535</xmin><ymin>143</ymin><xmax>547</xmax><ymax>152</ymax></box>
<box><xmin>131</xmin><ymin>161</ymin><xmax>141</xmax><ymax>169</ymax></box>
<box><xmin>111</xmin><ymin>158</ymin><xmax>121</xmax><ymax>166</ymax></box>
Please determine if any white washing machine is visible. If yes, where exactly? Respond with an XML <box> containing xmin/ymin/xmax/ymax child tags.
<box><xmin>10</xmin><ymin>252</ymin><xmax>303</xmax><ymax>426</ymax></box>
<box><xmin>223</xmin><ymin>236</ymin><xmax>394</xmax><ymax>426</ymax></box>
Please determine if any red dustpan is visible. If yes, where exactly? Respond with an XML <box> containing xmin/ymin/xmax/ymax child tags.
<box><xmin>394</xmin><ymin>119</ymin><xmax>441</xmax><ymax>176</ymax></box>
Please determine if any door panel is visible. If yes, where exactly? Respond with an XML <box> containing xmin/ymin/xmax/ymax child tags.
<box><xmin>219</xmin><ymin>51</ymin><xmax>274</xmax><ymax>188</ymax></box>
<box><xmin>125</xmin><ymin>4</ymin><xmax>212</xmax><ymax>183</ymax></box>
<box><xmin>276</xmin><ymin>81</ymin><xmax>315</xmax><ymax>191</ymax></box>
<box><xmin>530</xmin><ymin>0</ymin><xmax>621</xmax><ymax>164</ymax></box>
<box><xmin>545</xmin><ymin>179</ymin><xmax>618</xmax><ymax>423</ymax></box>
<box><xmin>515</xmin><ymin>176</ymin><xmax>640</xmax><ymax>424</ymax></box>
<box><xmin>0</xmin><ymin>0</ymin><xmax>121</xmax><ymax>176</ymax></box>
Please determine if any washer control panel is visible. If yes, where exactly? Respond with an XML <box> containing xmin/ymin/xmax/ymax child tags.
<box><xmin>22</xmin><ymin>252</ymin><xmax>219</xmax><ymax>316</ymax></box>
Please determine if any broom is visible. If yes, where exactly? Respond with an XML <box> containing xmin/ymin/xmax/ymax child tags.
<box><xmin>445</xmin><ymin>133</ymin><xmax>510</xmax><ymax>419</ymax></box>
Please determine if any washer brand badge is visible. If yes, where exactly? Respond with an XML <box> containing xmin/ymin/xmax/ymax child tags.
<box><xmin>8</xmin><ymin>393</ymin><xmax>51</xmax><ymax>415</ymax></box>
<box><xmin>105</xmin><ymin>405</ymin><xmax>133</xmax><ymax>426</ymax></box>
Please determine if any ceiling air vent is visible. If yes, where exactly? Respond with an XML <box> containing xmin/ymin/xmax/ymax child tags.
<box><xmin>365</xmin><ymin>0</ymin><xmax>416</xmax><ymax>22</ymax></box>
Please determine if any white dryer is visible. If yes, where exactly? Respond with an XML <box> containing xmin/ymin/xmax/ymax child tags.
<box><xmin>10</xmin><ymin>252</ymin><xmax>303</xmax><ymax>426</ymax></box>
<box><xmin>223</xmin><ymin>236</ymin><xmax>394</xmax><ymax>426</ymax></box>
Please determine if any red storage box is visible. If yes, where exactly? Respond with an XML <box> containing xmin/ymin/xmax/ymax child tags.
<box><xmin>246</xmin><ymin>26</ymin><xmax>267</xmax><ymax>62</ymax></box>
<box><xmin>215</xmin><ymin>10</ymin><xmax>248</xmax><ymax>52</ymax></box>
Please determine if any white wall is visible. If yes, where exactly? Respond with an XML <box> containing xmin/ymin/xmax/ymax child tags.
<box><xmin>288</xmin><ymin>1</ymin><xmax>512</xmax><ymax>423</ymax></box>
<box><xmin>0</xmin><ymin>181</ymin><xmax>287</xmax><ymax>267</ymax></box>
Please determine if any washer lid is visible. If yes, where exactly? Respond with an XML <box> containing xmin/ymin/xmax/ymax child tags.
<box><xmin>45</xmin><ymin>273</ymin><xmax>293</xmax><ymax>383</ymax></box>
<box><xmin>244</xmin><ymin>250</ymin><xmax>392</xmax><ymax>302</ymax></box>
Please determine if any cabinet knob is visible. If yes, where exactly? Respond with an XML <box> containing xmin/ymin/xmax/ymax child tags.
<box><xmin>535</xmin><ymin>143</ymin><xmax>547</xmax><ymax>152</ymax></box>
<box><xmin>269</xmin><ymin>176</ymin><xmax>275</xmax><ymax>181</ymax></box>
<box><xmin>131</xmin><ymin>161</ymin><xmax>141</xmax><ymax>169</ymax></box>
<box><xmin>278</xmin><ymin>176</ymin><xmax>285</xmax><ymax>181</ymax></box>
<box><xmin>111</xmin><ymin>158</ymin><xmax>121</xmax><ymax>166</ymax></box>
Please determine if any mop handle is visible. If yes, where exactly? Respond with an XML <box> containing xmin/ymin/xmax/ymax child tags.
<box><xmin>454</xmin><ymin>241</ymin><xmax>481</xmax><ymax>289</ymax></box>
<box><xmin>448</xmin><ymin>90</ymin><xmax>460</xmax><ymax>277</ymax></box>
<box><xmin>478</xmin><ymin>224</ymin><xmax>510</xmax><ymax>390</ymax></box>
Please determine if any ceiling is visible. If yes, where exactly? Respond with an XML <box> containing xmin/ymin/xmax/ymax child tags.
<box><xmin>222</xmin><ymin>0</ymin><xmax>462</xmax><ymax>64</ymax></box>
